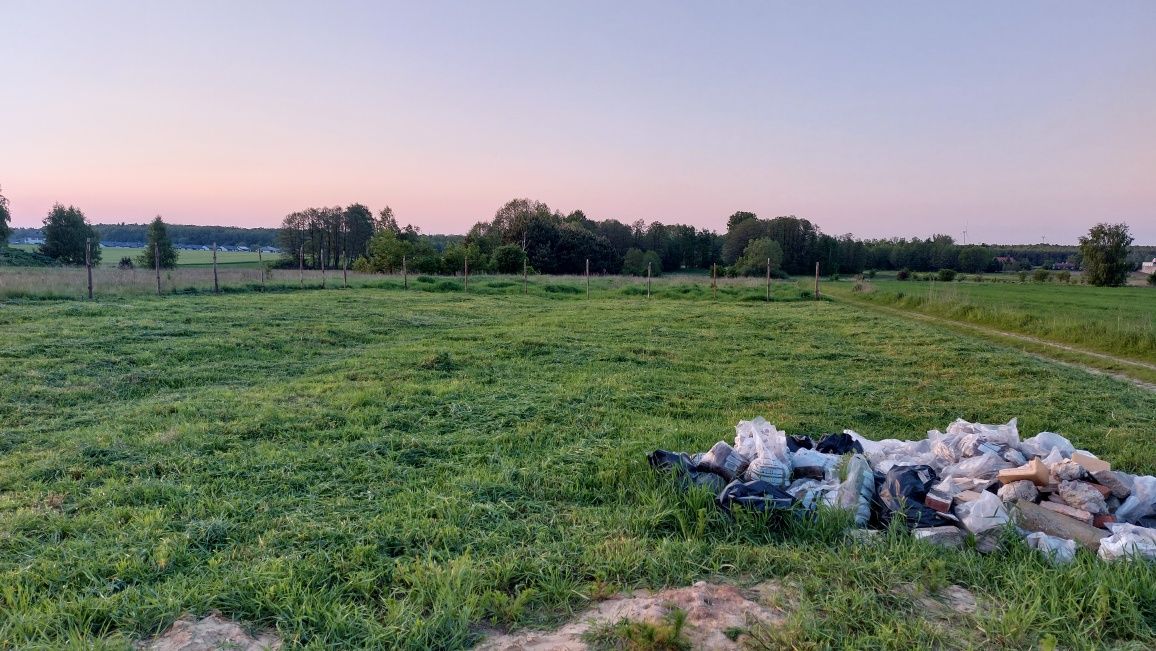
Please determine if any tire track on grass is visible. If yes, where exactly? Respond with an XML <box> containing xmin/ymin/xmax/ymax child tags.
<box><xmin>831</xmin><ymin>297</ymin><xmax>1156</xmax><ymax>394</ymax></box>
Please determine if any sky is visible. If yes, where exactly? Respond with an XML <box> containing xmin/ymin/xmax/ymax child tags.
<box><xmin>2</xmin><ymin>1</ymin><xmax>1154</xmax><ymax>244</ymax></box>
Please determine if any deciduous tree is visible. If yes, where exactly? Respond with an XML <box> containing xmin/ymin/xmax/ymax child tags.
<box><xmin>1079</xmin><ymin>223</ymin><xmax>1133</xmax><ymax>287</ymax></box>
<box><xmin>40</xmin><ymin>204</ymin><xmax>100</xmax><ymax>265</ymax></box>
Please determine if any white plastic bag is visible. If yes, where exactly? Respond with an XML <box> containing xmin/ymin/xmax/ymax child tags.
<box><xmin>955</xmin><ymin>491</ymin><xmax>1008</xmax><ymax>534</ymax></box>
<box><xmin>792</xmin><ymin>448</ymin><xmax>839</xmax><ymax>479</ymax></box>
<box><xmin>737</xmin><ymin>418</ymin><xmax>792</xmax><ymax>486</ymax></box>
<box><xmin>1025</xmin><ymin>532</ymin><xmax>1077</xmax><ymax>565</ymax></box>
<box><xmin>1019</xmin><ymin>431</ymin><xmax>1075</xmax><ymax>459</ymax></box>
<box><xmin>940</xmin><ymin>452</ymin><xmax>1012</xmax><ymax>481</ymax></box>
<box><xmin>786</xmin><ymin>478</ymin><xmax>839</xmax><ymax>510</ymax></box>
<box><xmin>945</xmin><ymin>418</ymin><xmax>1020</xmax><ymax>450</ymax></box>
<box><xmin>1115</xmin><ymin>475</ymin><xmax>1156</xmax><ymax>524</ymax></box>
<box><xmin>835</xmin><ymin>454</ymin><xmax>874</xmax><ymax>527</ymax></box>
<box><xmin>1097</xmin><ymin>523</ymin><xmax>1156</xmax><ymax>561</ymax></box>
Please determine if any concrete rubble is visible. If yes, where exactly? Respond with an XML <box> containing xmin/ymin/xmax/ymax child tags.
<box><xmin>650</xmin><ymin>417</ymin><xmax>1156</xmax><ymax>563</ymax></box>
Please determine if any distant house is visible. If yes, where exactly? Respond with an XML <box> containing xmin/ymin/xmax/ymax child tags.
<box><xmin>995</xmin><ymin>256</ymin><xmax>1016</xmax><ymax>265</ymax></box>
<box><xmin>1142</xmin><ymin>258</ymin><xmax>1156</xmax><ymax>274</ymax></box>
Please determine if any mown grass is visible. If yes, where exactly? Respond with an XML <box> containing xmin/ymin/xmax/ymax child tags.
<box><xmin>826</xmin><ymin>278</ymin><xmax>1156</xmax><ymax>364</ymax></box>
<box><xmin>1</xmin><ymin>290</ymin><xmax>1154</xmax><ymax>649</ymax></box>
<box><xmin>0</xmin><ymin>268</ymin><xmax>812</xmax><ymax>302</ymax></box>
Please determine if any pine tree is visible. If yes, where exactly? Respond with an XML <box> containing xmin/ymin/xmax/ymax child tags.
<box><xmin>138</xmin><ymin>216</ymin><xmax>179</xmax><ymax>269</ymax></box>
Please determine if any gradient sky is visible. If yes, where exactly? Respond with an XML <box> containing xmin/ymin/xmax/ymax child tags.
<box><xmin>3</xmin><ymin>1</ymin><xmax>1154</xmax><ymax>243</ymax></box>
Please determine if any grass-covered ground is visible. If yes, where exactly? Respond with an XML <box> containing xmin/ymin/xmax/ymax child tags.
<box><xmin>1</xmin><ymin>289</ymin><xmax>1154</xmax><ymax>649</ymax></box>
<box><xmin>11</xmin><ymin>244</ymin><xmax>266</xmax><ymax>268</ymax></box>
<box><xmin>825</xmin><ymin>278</ymin><xmax>1156</xmax><ymax>364</ymax></box>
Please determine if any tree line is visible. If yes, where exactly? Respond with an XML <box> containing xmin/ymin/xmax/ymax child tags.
<box><xmin>9</xmin><ymin>222</ymin><xmax>278</xmax><ymax>248</ymax></box>
<box><xmin>3</xmin><ymin>187</ymin><xmax>1150</xmax><ymax>287</ymax></box>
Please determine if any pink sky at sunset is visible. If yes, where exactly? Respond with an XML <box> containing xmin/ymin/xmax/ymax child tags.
<box><xmin>2</xmin><ymin>1</ymin><xmax>1154</xmax><ymax>243</ymax></box>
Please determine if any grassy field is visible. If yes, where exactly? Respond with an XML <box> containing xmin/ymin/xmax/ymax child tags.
<box><xmin>2</xmin><ymin>287</ymin><xmax>1155</xmax><ymax>649</ymax></box>
<box><xmin>824</xmin><ymin>278</ymin><xmax>1156</xmax><ymax>365</ymax></box>
<box><xmin>0</xmin><ymin>268</ymin><xmax>809</xmax><ymax>301</ymax></box>
<box><xmin>11</xmin><ymin>244</ymin><xmax>266</xmax><ymax>268</ymax></box>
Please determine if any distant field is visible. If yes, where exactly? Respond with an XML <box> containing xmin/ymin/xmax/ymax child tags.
<box><xmin>1</xmin><ymin>288</ymin><xmax>1154</xmax><ymax>648</ymax></box>
<box><xmin>825</xmin><ymin>278</ymin><xmax>1156</xmax><ymax>364</ymax></box>
<box><xmin>12</xmin><ymin>244</ymin><xmax>266</xmax><ymax>268</ymax></box>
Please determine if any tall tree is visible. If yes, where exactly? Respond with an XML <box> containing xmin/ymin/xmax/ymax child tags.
<box><xmin>1079</xmin><ymin>223</ymin><xmax>1133</xmax><ymax>287</ymax></box>
<box><xmin>375</xmin><ymin>205</ymin><xmax>400</xmax><ymax>234</ymax></box>
<box><xmin>343</xmin><ymin>203</ymin><xmax>376</xmax><ymax>259</ymax></box>
<box><xmin>726</xmin><ymin>211</ymin><xmax>758</xmax><ymax>232</ymax></box>
<box><xmin>137</xmin><ymin>215</ymin><xmax>178</xmax><ymax>269</ymax></box>
<box><xmin>40</xmin><ymin>204</ymin><xmax>100</xmax><ymax>265</ymax></box>
<box><xmin>0</xmin><ymin>185</ymin><xmax>10</xmax><ymax>245</ymax></box>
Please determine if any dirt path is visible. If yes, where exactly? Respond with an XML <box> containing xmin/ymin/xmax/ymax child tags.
<box><xmin>833</xmin><ymin>297</ymin><xmax>1156</xmax><ymax>394</ymax></box>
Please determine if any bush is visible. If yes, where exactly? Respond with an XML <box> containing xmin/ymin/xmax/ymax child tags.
<box><xmin>937</xmin><ymin>268</ymin><xmax>957</xmax><ymax>282</ymax></box>
<box><xmin>1148</xmin><ymin>272</ymin><xmax>1156</xmax><ymax>286</ymax></box>
<box><xmin>1057</xmin><ymin>270</ymin><xmax>1072</xmax><ymax>283</ymax></box>
<box><xmin>1032</xmin><ymin>268</ymin><xmax>1051</xmax><ymax>283</ymax></box>
<box><xmin>492</xmin><ymin>244</ymin><xmax>527</xmax><ymax>274</ymax></box>
<box><xmin>866</xmin><ymin>269</ymin><xmax>877</xmax><ymax>279</ymax></box>
<box><xmin>118</xmin><ymin>257</ymin><xmax>135</xmax><ymax>270</ymax></box>
<box><xmin>1018</xmin><ymin>271</ymin><xmax>1028</xmax><ymax>282</ymax></box>
<box><xmin>896</xmin><ymin>269</ymin><xmax>911</xmax><ymax>281</ymax></box>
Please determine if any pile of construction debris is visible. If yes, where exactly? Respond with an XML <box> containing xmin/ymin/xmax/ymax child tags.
<box><xmin>649</xmin><ymin>418</ymin><xmax>1156</xmax><ymax>563</ymax></box>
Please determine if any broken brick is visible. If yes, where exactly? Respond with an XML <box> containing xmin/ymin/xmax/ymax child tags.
<box><xmin>924</xmin><ymin>491</ymin><xmax>953</xmax><ymax>513</ymax></box>
<box><xmin>1039</xmin><ymin>501</ymin><xmax>1094</xmax><ymax>525</ymax></box>
<box><xmin>1070</xmin><ymin>452</ymin><xmax>1109</xmax><ymax>475</ymax></box>
<box><xmin>1093</xmin><ymin>513</ymin><xmax>1116</xmax><ymax>529</ymax></box>
<box><xmin>1081</xmin><ymin>481</ymin><xmax>1112</xmax><ymax>499</ymax></box>
<box><xmin>955</xmin><ymin>490</ymin><xmax>984</xmax><ymax>503</ymax></box>
<box><xmin>1091</xmin><ymin>470</ymin><xmax>1131</xmax><ymax>500</ymax></box>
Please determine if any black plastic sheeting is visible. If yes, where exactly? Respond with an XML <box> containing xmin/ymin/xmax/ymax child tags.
<box><xmin>647</xmin><ymin>449</ymin><xmax>728</xmax><ymax>494</ymax></box>
<box><xmin>650</xmin><ymin>449</ymin><xmax>794</xmax><ymax>515</ymax></box>
<box><xmin>815</xmin><ymin>433</ymin><xmax>864</xmax><ymax>455</ymax></box>
<box><xmin>717</xmin><ymin>479</ymin><xmax>796</xmax><ymax>513</ymax></box>
<box><xmin>876</xmin><ymin>465</ymin><xmax>947</xmax><ymax>528</ymax></box>
<box><xmin>787</xmin><ymin>435</ymin><xmax>815</xmax><ymax>453</ymax></box>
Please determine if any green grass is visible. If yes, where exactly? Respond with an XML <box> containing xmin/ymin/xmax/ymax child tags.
<box><xmin>11</xmin><ymin>244</ymin><xmax>266</xmax><ymax>268</ymax></box>
<box><xmin>1</xmin><ymin>289</ymin><xmax>1154</xmax><ymax>649</ymax></box>
<box><xmin>825</xmin><ymin>278</ymin><xmax>1156</xmax><ymax>364</ymax></box>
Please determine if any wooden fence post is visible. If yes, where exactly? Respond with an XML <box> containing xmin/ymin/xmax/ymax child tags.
<box><xmin>343</xmin><ymin>253</ymin><xmax>349</xmax><ymax>289</ymax></box>
<box><xmin>647</xmin><ymin>262</ymin><xmax>651</xmax><ymax>298</ymax></box>
<box><xmin>155</xmin><ymin>242</ymin><xmax>162</xmax><ymax>295</ymax></box>
<box><xmin>258</xmin><ymin>247</ymin><xmax>265</xmax><ymax>289</ymax></box>
<box><xmin>766</xmin><ymin>257</ymin><xmax>771</xmax><ymax>302</ymax></box>
<box><xmin>522</xmin><ymin>257</ymin><xmax>527</xmax><ymax>294</ymax></box>
<box><xmin>463</xmin><ymin>256</ymin><xmax>469</xmax><ymax>292</ymax></box>
<box><xmin>320</xmin><ymin>246</ymin><xmax>326</xmax><ymax>288</ymax></box>
<box><xmin>711</xmin><ymin>263</ymin><xmax>717</xmax><ymax>301</ymax></box>
<box><xmin>299</xmin><ymin>245</ymin><xmax>304</xmax><ymax>288</ymax></box>
<box><xmin>212</xmin><ymin>242</ymin><xmax>219</xmax><ymax>294</ymax></box>
<box><xmin>586</xmin><ymin>258</ymin><xmax>590</xmax><ymax>297</ymax></box>
<box><xmin>403</xmin><ymin>255</ymin><xmax>408</xmax><ymax>289</ymax></box>
<box><xmin>814</xmin><ymin>261</ymin><xmax>820</xmax><ymax>300</ymax></box>
<box><xmin>85</xmin><ymin>237</ymin><xmax>93</xmax><ymax>300</ymax></box>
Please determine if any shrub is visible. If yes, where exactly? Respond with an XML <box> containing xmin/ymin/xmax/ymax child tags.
<box><xmin>1018</xmin><ymin>271</ymin><xmax>1028</xmax><ymax>282</ymax></box>
<box><xmin>118</xmin><ymin>257</ymin><xmax>135</xmax><ymax>270</ymax></box>
<box><xmin>492</xmin><ymin>244</ymin><xmax>527</xmax><ymax>274</ymax></box>
<box><xmin>937</xmin><ymin>268</ymin><xmax>957</xmax><ymax>282</ymax></box>
<box><xmin>1057</xmin><ymin>270</ymin><xmax>1072</xmax><ymax>283</ymax></box>
<box><xmin>896</xmin><ymin>269</ymin><xmax>911</xmax><ymax>281</ymax></box>
<box><xmin>1032</xmin><ymin>268</ymin><xmax>1051</xmax><ymax>283</ymax></box>
<box><xmin>1148</xmin><ymin>272</ymin><xmax>1156</xmax><ymax>286</ymax></box>
<box><xmin>866</xmin><ymin>269</ymin><xmax>877</xmax><ymax>279</ymax></box>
